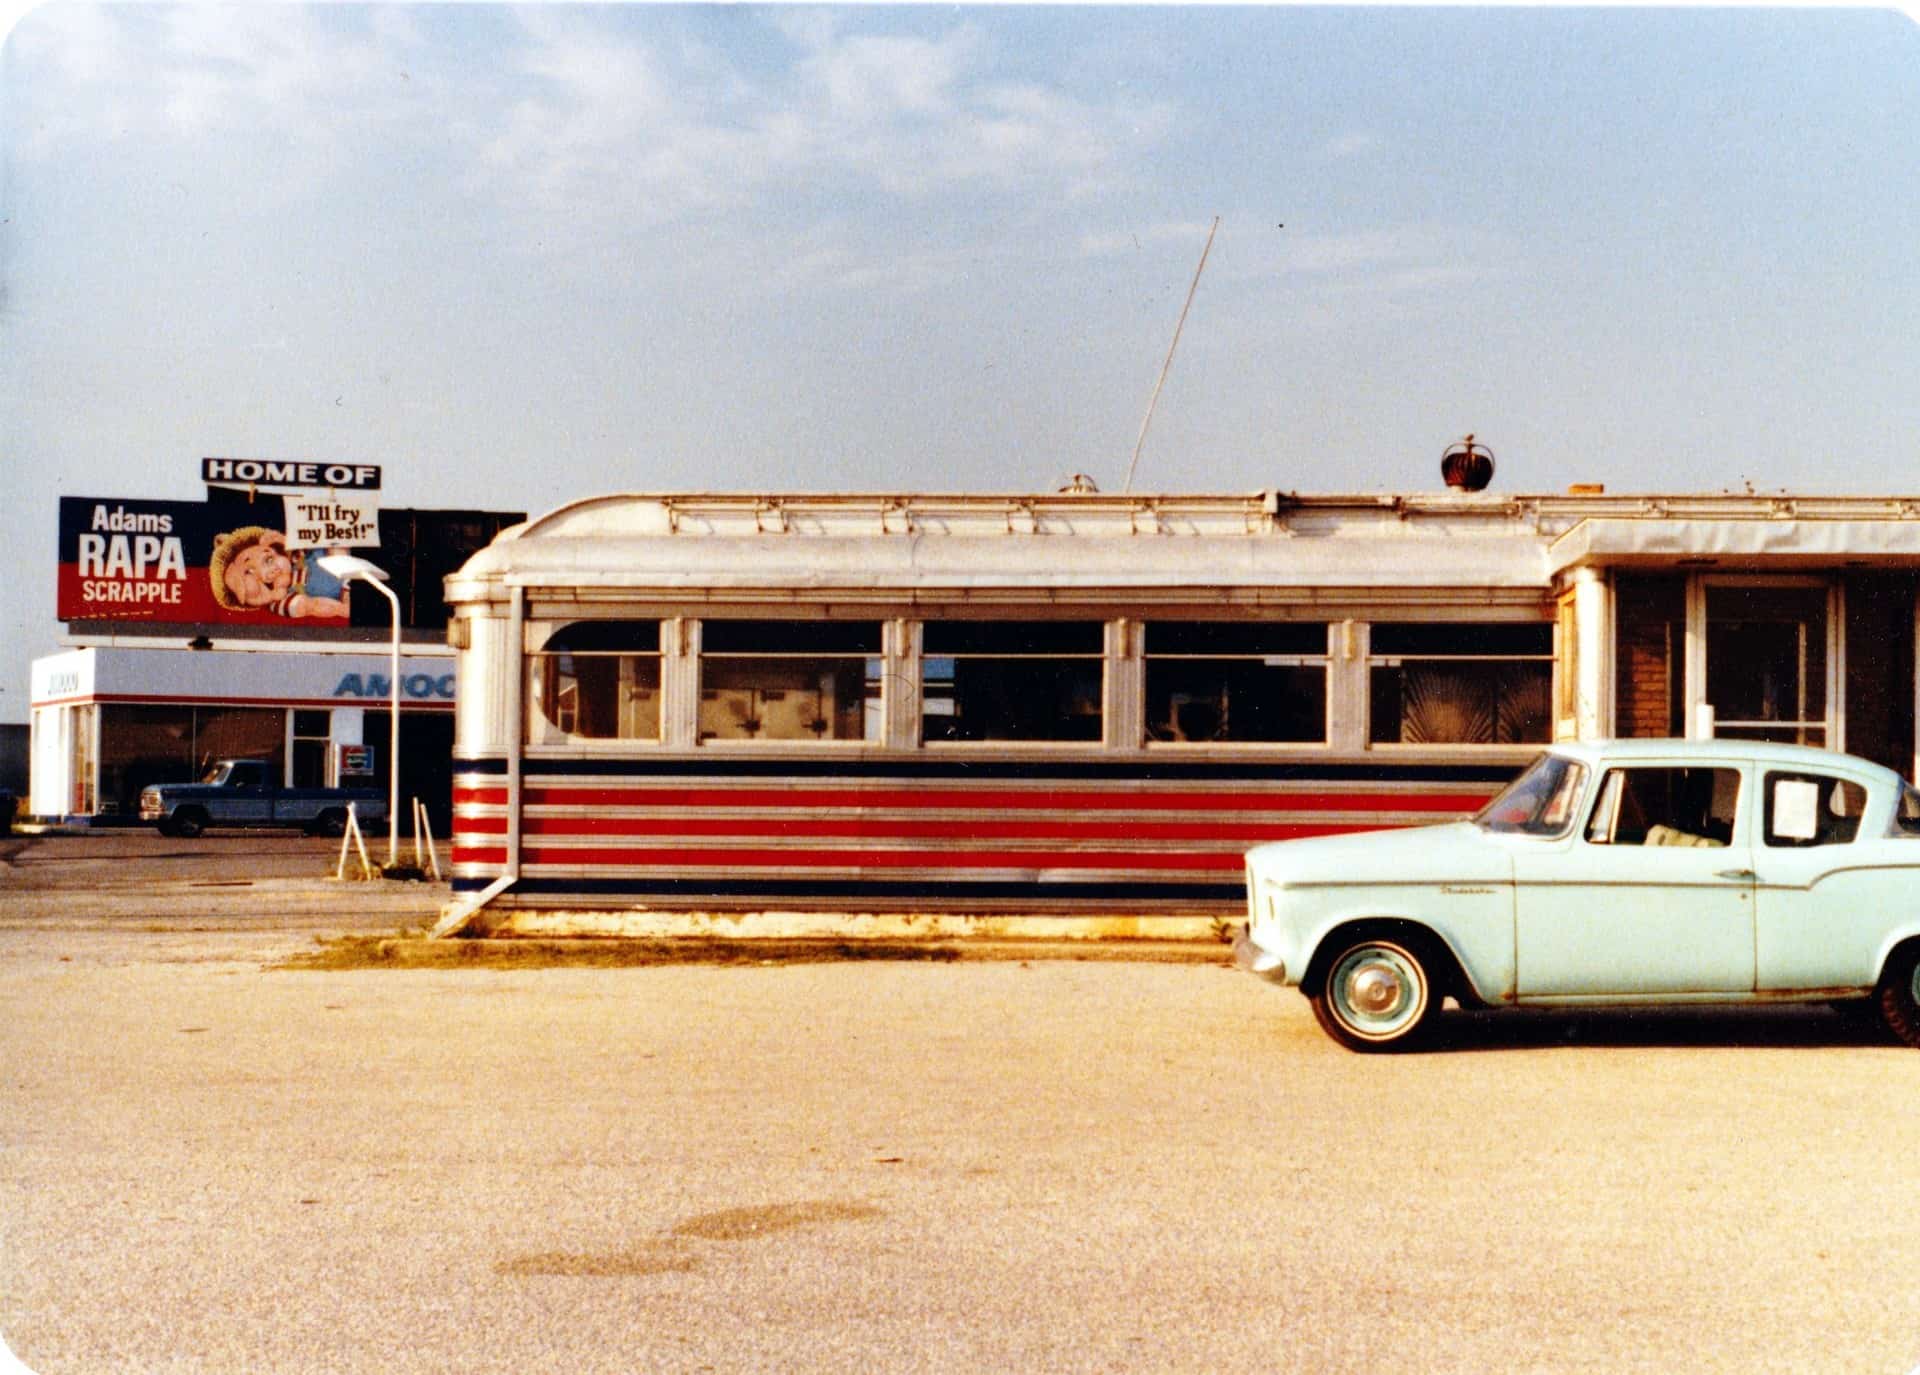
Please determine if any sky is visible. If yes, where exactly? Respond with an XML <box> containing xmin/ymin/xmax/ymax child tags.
<box><xmin>2</xmin><ymin>3</ymin><xmax>1918</xmax><ymax>724</ymax></box>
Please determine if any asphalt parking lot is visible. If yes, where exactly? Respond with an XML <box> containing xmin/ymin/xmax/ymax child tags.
<box><xmin>3</xmin><ymin>832</ymin><xmax>1919</xmax><ymax>1374</ymax></box>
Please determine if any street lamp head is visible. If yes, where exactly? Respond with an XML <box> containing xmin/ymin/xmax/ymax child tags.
<box><xmin>317</xmin><ymin>553</ymin><xmax>391</xmax><ymax>583</ymax></box>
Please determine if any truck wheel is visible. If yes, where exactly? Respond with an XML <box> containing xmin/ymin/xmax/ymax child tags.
<box><xmin>311</xmin><ymin>809</ymin><xmax>349</xmax><ymax>838</ymax></box>
<box><xmin>172</xmin><ymin>808</ymin><xmax>208</xmax><ymax>839</ymax></box>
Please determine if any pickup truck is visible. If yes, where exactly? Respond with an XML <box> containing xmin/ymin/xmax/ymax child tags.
<box><xmin>139</xmin><ymin>759</ymin><xmax>387</xmax><ymax>838</ymax></box>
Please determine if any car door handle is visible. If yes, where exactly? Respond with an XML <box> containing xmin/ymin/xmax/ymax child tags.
<box><xmin>1716</xmin><ymin>868</ymin><xmax>1756</xmax><ymax>881</ymax></box>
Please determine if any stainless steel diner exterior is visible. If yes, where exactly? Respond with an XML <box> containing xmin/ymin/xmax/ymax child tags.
<box><xmin>436</xmin><ymin>487</ymin><xmax>1920</xmax><ymax>938</ymax></box>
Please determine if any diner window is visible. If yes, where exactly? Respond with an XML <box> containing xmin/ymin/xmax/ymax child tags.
<box><xmin>699</xmin><ymin>620</ymin><xmax>881</xmax><ymax>743</ymax></box>
<box><xmin>534</xmin><ymin>621</ymin><xmax>663</xmax><ymax>741</ymax></box>
<box><xmin>1368</xmin><ymin>623</ymin><xmax>1552</xmax><ymax>745</ymax></box>
<box><xmin>1143</xmin><ymin>622</ymin><xmax>1327</xmax><ymax>744</ymax></box>
<box><xmin>922</xmin><ymin>621</ymin><xmax>1104</xmax><ymax>743</ymax></box>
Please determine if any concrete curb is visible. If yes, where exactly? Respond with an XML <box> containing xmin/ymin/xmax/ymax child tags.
<box><xmin>282</xmin><ymin>934</ymin><xmax>1238</xmax><ymax>970</ymax></box>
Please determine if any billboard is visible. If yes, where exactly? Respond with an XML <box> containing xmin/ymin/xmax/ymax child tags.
<box><xmin>57</xmin><ymin>496</ymin><xmax>382</xmax><ymax>626</ymax></box>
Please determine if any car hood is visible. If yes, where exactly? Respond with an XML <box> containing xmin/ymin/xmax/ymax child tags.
<box><xmin>1245</xmin><ymin>821</ymin><xmax>1514</xmax><ymax>888</ymax></box>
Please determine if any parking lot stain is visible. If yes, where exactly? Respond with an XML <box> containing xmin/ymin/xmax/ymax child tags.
<box><xmin>497</xmin><ymin>1241</ymin><xmax>700</xmax><ymax>1278</ymax></box>
<box><xmin>670</xmin><ymin>1201</ymin><xmax>882</xmax><ymax>1241</ymax></box>
<box><xmin>497</xmin><ymin>1200</ymin><xmax>882</xmax><ymax>1279</ymax></box>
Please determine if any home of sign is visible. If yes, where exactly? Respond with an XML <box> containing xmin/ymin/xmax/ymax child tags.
<box><xmin>203</xmin><ymin>458</ymin><xmax>383</xmax><ymax>490</ymax></box>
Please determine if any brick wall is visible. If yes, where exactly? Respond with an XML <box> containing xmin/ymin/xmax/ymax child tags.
<box><xmin>1614</xmin><ymin>575</ymin><xmax>1684</xmax><ymax>738</ymax></box>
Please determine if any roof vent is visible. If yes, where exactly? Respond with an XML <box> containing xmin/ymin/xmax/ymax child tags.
<box><xmin>1441</xmin><ymin>435</ymin><xmax>1495</xmax><ymax>492</ymax></box>
<box><xmin>1057</xmin><ymin>473</ymin><xmax>1101</xmax><ymax>495</ymax></box>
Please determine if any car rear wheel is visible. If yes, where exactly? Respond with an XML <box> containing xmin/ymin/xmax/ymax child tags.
<box><xmin>1309</xmin><ymin>936</ymin><xmax>1439</xmax><ymax>1053</ymax></box>
<box><xmin>1875</xmin><ymin>944</ymin><xmax>1920</xmax><ymax>1049</ymax></box>
<box><xmin>311</xmin><ymin>809</ymin><xmax>349</xmax><ymax>838</ymax></box>
<box><xmin>171</xmin><ymin>808</ymin><xmax>208</xmax><ymax>839</ymax></box>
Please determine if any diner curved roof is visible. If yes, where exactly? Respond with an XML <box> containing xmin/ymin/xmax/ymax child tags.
<box><xmin>447</xmin><ymin>488</ymin><xmax>1920</xmax><ymax>599</ymax></box>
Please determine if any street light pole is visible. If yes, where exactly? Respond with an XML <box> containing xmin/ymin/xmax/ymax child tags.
<box><xmin>318</xmin><ymin>554</ymin><xmax>402</xmax><ymax>867</ymax></box>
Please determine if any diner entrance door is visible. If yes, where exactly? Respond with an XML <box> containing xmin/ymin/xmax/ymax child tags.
<box><xmin>1693</xmin><ymin>579</ymin><xmax>1836</xmax><ymax>747</ymax></box>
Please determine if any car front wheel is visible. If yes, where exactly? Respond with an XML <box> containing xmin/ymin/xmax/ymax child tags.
<box><xmin>1875</xmin><ymin>944</ymin><xmax>1920</xmax><ymax>1049</ymax></box>
<box><xmin>171</xmin><ymin>808</ymin><xmax>208</xmax><ymax>839</ymax></box>
<box><xmin>1309</xmin><ymin>936</ymin><xmax>1439</xmax><ymax>1052</ymax></box>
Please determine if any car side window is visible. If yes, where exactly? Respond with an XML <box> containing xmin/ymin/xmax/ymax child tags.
<box><xmin>1763</xmin><ymin>772</ymin><xmax>1866</xmax><ymax>848</ymax></box>
<box><xmin>1895</xmin><ymin>784</ymin><xmax>1920</xmax><ymax>838</ymax></box>
<box><xmin>1584</xmin><ymin>766</ymin><xmax>1739</xmax><ymax>847</ymax></box>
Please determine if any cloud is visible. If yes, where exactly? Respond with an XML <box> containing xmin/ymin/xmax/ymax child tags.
<box><xmin>8</xmin><ymin>3</ymin><xmax>421</xmax><ymax>203</ymax></box>
<box><xmin>1078</xmin><ymin>220</ymin><xmax>1218</xmax><ymax>258</ymax></box>
<box><xmin>799</xmin><ymin>29</ymin><xmax>971</xmax><ymax>120</ymax></box>
<box><xmin>1320</xmin><ymin>131</ymin><xmax>1383</xmax><ymax>160</ymax></box>
<box><xmin>7</xmin><ymin>4</ymin><xmax>152</xmax><ymax>159</ymax></box>
<box><xmin>9</xmin><ymin>7</ymin><xmax>1172</xmax><ymax>273</ymax></box>
<box><xmin>470</xmin><ymin>12</ymin><xmax>1170</xmax><ymax>239</ymax></box>
<box><xmin>1280</xmin><ymin>227</ymin><xmax>1436</xmax><ymax>275</ymax></box>
<box><xmin>1257</xmin><ymin>224</ymin><xmax>1515</xmax><ymax>321</ymax></box>
<box><xmin>1080</xmin><ymin>220</ymin><xmax>1472</xmax><ymax>281</ymax></box>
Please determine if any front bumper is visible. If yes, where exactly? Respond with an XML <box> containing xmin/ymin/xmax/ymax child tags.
<box><xmin>1231</xmin><ymin>922</ymin><xmax>1289</xmax><ymax>985</ymax></box>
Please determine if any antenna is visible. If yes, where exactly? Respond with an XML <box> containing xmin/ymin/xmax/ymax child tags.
<box><xmin>1123</xmin><ymin>215</ymin><xmax>1219</xmax><ymax>494</ymax></box>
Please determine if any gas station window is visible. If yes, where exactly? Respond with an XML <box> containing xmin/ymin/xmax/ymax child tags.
<box><xmin>292</xmin><ymin>710</ymin><xmax>331</xmax><ymax>788</ymax></box>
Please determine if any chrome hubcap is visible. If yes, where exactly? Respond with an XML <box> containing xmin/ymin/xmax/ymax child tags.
<box><xmin>1330</xmin><ymin>942</ymin><xmax>1425</xmax><ymax>1038</ymax></box>
<box><xmin>1349</xmin><ymin>963</ymin><xmax>1405</xmax><ymax>1015</ymax></box>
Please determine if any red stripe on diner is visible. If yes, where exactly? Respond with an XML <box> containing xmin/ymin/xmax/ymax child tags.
<box><xmin>517</xmin><ymin>785</ymin><xmax>1486</xmax><ymax>814</ymax></box>
<box><xmin>461</xmin><ymin>814</ymin><xmax>1398</xmax><ymax>843</ymax></box>
<box><xmin>520</xmin><ymin>845</ymin><xmax>1249</xmax><ymax>872</ymax></box>
<box><xmin>454</xmin><ymin>787</ymin><xmax>509</xmax><ymax>806</ymax></box>
<box><xmin>451</xmin><ymin>847</ymin><xmax>508</xmax><ymax>865</ymax></box>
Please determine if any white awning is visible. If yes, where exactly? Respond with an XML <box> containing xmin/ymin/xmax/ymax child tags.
<box><xmin>1549</xmin><ymin>518</ymin><xmax>1920</xmax><ymax>573</ymax></box>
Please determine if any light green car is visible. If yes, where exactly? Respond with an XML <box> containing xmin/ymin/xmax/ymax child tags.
<box><xmin>1238</xmin><ymin>740</ymin><xmax>1920</xmax><ymax>1052</ymax></box>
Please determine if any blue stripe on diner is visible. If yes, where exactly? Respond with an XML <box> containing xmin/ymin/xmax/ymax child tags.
<box><xmin>450</xmin><ymin>875</ymin><xmax>1244</xmax><ymax>903</ymax></box>
<box><xmin>452</xmin><ymin>756</ymin><xmax>1519</xmax><ymax>784</ymax></box>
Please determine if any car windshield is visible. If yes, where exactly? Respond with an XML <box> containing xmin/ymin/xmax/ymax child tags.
<box><xmin>1474</xmin><ymin>753</ymin><xmax>1589</xmax><ymax>837</ymax></box>
<box><xmin>199</xmin><ymin>763</ymin><xmax>230</xmax><ymax>785</ymax></box>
